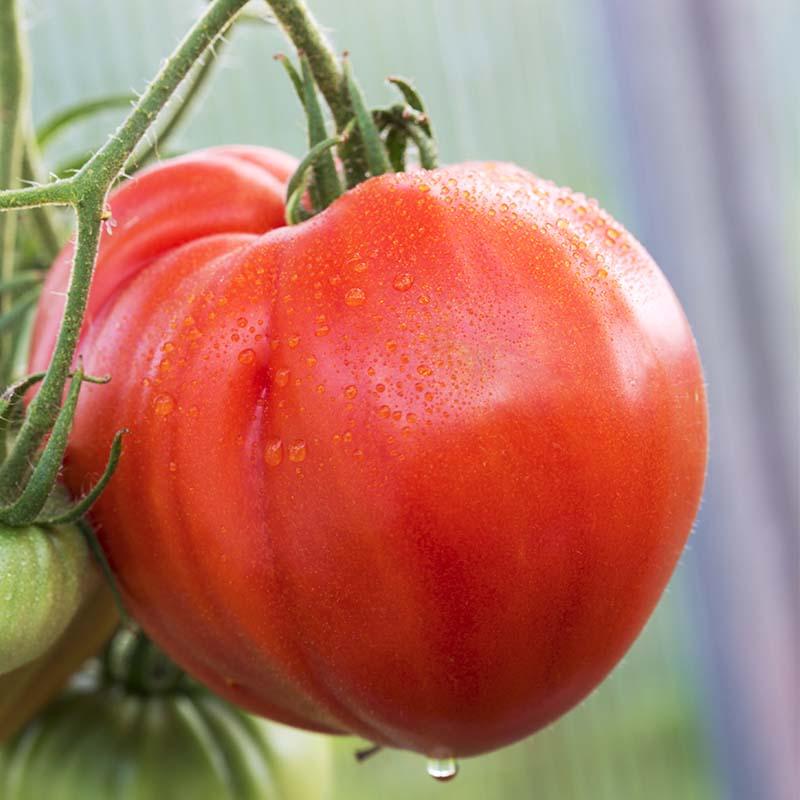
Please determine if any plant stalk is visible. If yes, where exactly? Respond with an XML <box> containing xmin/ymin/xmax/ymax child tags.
<box><xmin>0</xmin><ymin>0</ymin><xmax>29</xmax><ymax>380</ymax></box>
<box><xmin>0</xmin><ymin>0</ymin><xmax>250</xmax><ymax>490</ymax></box>
<box><xmin>265</xmin><ymin>0</ymin><xmax>367</xmax><ymax>185</ymax></box>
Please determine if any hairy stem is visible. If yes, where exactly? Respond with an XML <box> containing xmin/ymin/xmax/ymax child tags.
<box><xmin>265</xmin><ymin>0</ymin><xmax>367</xmax><ymax>185</ymax></box>
<box><xmin>79</xmin><ymin>0</ymin><xmax>247</xmax><ymax>187</ymax></box>
<box><xmin>0</xmin><ymin>0</ymin><xmax>28</xmax><ymax>379</ymax></box>
<box><xmin>0</xmin><ymin>0</ymin><xmax>250</xmax><ymax>489</ymax></box>
<box><xmin>126</xmin><ymin>31</ymin><xmax>229</xmax><ymax>172</ymax></box>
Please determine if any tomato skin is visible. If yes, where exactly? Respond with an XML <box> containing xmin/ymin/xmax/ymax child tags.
<box><xmin>0</xmin><ymin>521</ymin><xmax>91</xmax><ymax>676</ymax></box>
<box><xmin>31</xmin><ymin>156</ymin><xmax>707</xmax><ymax>758</ymax></box>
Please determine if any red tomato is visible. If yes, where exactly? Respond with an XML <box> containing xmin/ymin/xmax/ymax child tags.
<box><xmin>31</xmin><ymin>153</ymin><xmax>707</xmax><ymax>759</ymax></box>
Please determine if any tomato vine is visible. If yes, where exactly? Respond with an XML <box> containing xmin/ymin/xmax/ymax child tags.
<box><xmin>0</xmin><ymin>0</ymin><xmax>251</xmax><ymax>518</ymax></box>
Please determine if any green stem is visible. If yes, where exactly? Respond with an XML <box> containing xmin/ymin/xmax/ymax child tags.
<box><xmin>0</xmin><ymin>0</ymin><xmax>28</xmax><ymax>380</ymax></box>
<box><xmin>0</xmin><ymin>198</ymin><xmax>103</xmax><ymax>489</ymax></box>
<box><xmin>265</xmin><ymin>0</ymin><xmax>367</xmax><ymax>186</ymax></box>
<box><xmin>344</xmin><ymin>58</ymin><xmax>390</xmax><ymax>177</ymax></box>
<box><xmin>300</xmin><ymin>54</ymin><xmax>341</xmax><ymax>207</ymax></box>
<box><xmin>78</xmin><ymin>0</ymin><xmax>247</xmax><ymax>187</ymax></box>
<box><xmin>126</xmin><ymin>31</ymin><xmax>230</xmax><ymax>173</ymax></box>
<box><xmin>284</xmin><ymin>134</ymin><xmax>341</xmax><ymax>224</ymax></box>
<box><xmin>0</xmin><ymin>179</ymin><xmax>76</xmax><ymax>211</ymax></box>
<box><xmin>265</xmin><ymin>0</ymin><xmax>345</xmax><ymax>126</ymax></box>
<box><xmin>0</xmin><ymin>0</ymin><xmax>250</xmax><ymax>491</ymax></box>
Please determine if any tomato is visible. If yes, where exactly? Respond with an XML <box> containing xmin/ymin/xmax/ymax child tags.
<box><xmin>0</xmin><ymin>638</ymin><xmax>331</xmax><ymax>800</ymax></box>
<box><xmin>0</xmin><ymin>520</ymin><xmax>92</xmax><ymax>676</ymax></box>
<box><xmin>30</xmin><ymin>154</ymin><xmax>707</xmax><ymax>760</ymax></box>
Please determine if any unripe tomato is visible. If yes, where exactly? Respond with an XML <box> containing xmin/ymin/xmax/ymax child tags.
<box><xmin>30</xmin><ymin>153</ymin><xmax>707</xmax><ymax>759</ymax></box>
<box><xmin>0</xmin><ymin>668</ymin><xmax>331</xmax><ymax>799</ymax></box>
<box><xmin>0</xmin><ymin>521</ymin><xmax>92</xmax><ymax>676</ymax></box>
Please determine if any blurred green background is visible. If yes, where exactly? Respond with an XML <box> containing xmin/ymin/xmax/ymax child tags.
<box><xmin>19</xmin><ymin>0</ymin><xmax>798</xmax><ymax>798</ymax></box>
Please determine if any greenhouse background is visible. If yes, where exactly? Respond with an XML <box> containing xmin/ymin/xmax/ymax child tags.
<box><xmin>19</xmin><ymin>0</ymin><xmax>798</xmax><ymax>797</ymax></box>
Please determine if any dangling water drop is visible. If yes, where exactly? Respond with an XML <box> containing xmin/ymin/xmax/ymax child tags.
<box><xmin>426</xmin><ymin>757</ymin><xmax>458</xmax><ymax>782</ymax></box>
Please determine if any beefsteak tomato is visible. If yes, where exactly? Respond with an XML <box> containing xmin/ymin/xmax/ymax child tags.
<box><xmin>30</xmin><ymin>149</ymin><xmax>707</xmax><ymax>759</ymax></box>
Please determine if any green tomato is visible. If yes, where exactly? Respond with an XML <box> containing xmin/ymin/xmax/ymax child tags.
<box><xmin>0</xmin><ymin>683</ymin><xmax>332</xmax><ymax>799</ymax></box>
<box><xmin>0</xmin><ymin>522</ymin><xmax>92</xmax><ymax>675</ymax></box>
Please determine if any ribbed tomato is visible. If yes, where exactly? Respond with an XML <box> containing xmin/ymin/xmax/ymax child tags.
<box><xmin>30</xmin><ymin>150</ymin><xmax>707</xmax><ymax>760</ymax></box>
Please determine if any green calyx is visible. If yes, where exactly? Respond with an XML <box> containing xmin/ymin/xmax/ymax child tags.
<box><xmin>278</xmin><ymin>48</ymin><xmax>439</xmax><ymax>223</ymax></box>
<box><xmin>0</xmin><ymin>367</ymin><xmax>126</xmax><ymax>529</ymax></box>
<box><xmin>101</xmin><ymin>628</ymin><xmax>191</xmax><ymax>696</ymax></box>
<box><xmin>0</xmin><ymin>631</ymin><xmax>333</xmax><ymax>800</ymax></box>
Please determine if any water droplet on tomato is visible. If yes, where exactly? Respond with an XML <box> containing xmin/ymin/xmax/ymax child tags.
<box><xmin>417</xmin><ymin>364</ymin><xmax>433</xmax><ymax>377</ymax></box>
<box><xmin>594</xmin><ymin>268</ymin><xmax>608</xmax><ymax>280</ymax></box>
<box><xmin>345</xmin><ymin>287</ymin><xmax>366</xmax><ymax>307</ymax></box>
<box><xmin>393</xmin><ymin>273</ymin><xmax>415</xmax><ymax>292</ymax></box>
<box><xmin>315</xmin><ymin>324</ymin><xmax>331</xmax><ymax>337</ymax></box>
<box><xmin>378</xmin><ymin>405</ymin><xmax>391</xmax><ymax>419</ymax></box>
<box><xmin>288</xmin><ymin>440</ymin><xmax>307</xmax><ymax>462</ymax></box>
<box><xmin>238</xmin><ymin>348</ymin><xmax>256</xmax><ymax>365</ymax></box>
<box><xmin>287</xmin><ymin>335</ymin><xmax>300</xmax><ymax>349</ymax></box>
<box><xmin>344</xmin><ymin>385</ymin><xmax>358</xmax><ymax>399</ymax></box>
<box><xmin>237</xmin><ymin>317</ymin><xmax>247</xmax><ymax>328</ymax></box>
<box><xmin>275</xmin><ymin>367</ymin><xmax>290</xmax><ymax>387</ymax></box>
<box><xmin>427</xmin><ymin>758</ymin><xmax>458</xmax><ymax>782</ymax></box>
<box><xmin>153</xmin><ymin>393</ymin><xmax>175</xmax><ymax>416</ymax></box>
<box><xmin>264</xmin><ymin>438</ymin><xmax>283</xmax><ymax>467</ymax></box>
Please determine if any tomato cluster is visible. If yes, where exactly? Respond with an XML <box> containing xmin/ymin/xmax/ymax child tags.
<box><xmin>30</xmin><ymin>146</ymin><xmax>707</xmax><ymax>758</ymax></box>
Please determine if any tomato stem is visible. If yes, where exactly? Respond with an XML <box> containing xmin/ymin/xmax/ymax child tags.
<box><xmin>0</xmin><ymin>0</ymin><xmax>251</xmax><ymax>498</ymax></box>
<box><xmin>0</xmin><ymin>0</ymin><xmax>30</xmax><ymax>383</ymax></box>
<box><xmin>265</xmin><ymin>0</ymin><xmax>369</xmax><ymax>186</ymax></box>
